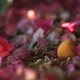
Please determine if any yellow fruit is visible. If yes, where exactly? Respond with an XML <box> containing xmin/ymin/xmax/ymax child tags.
<box><xmin>57</xmin><ymin>40</ymin><xmax>76</xmax><ymax>60</ymax></box>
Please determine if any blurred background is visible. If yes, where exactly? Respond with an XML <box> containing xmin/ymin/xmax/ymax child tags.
<box><xmin>0</xmin><ymin>0</ymin><xmax>80</xmax><ymax>36</ymax></box>
<box><xmin>0</xmin><ymin>0</ymin><xmax>80</xmax><ymax>80</ymax></box>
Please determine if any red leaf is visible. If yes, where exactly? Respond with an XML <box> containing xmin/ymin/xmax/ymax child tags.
<box><xmin>35</xmin><ymin>18</ymin><xmax>53</xmax><ymax>33</ymax></box>
<box><xmin>0</xmin><ymin>51</ymin><xmax>9</xmax><ymax>57</ymax></box>
<box><xmin>0</xmin><ymin>37</ymin><xmax>15</xmax><ymax>57</ymax></box>
<box><xmin>6</xmin><ymin>43</ymin><xmax>15</xmax><ymax>53</ymax></box>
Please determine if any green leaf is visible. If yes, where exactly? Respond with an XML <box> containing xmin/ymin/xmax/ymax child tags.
<box><xmin>28</xmin><ymin>59</ymin><xmax>44</xmax><ymax>68</ymax></box>
<box><xmin>0</xmin><ymin>0</ymin><xmax>8</xmax><ymax>14</ymax></box>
